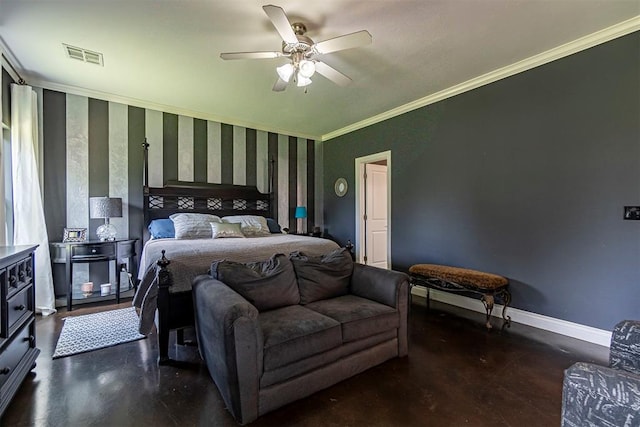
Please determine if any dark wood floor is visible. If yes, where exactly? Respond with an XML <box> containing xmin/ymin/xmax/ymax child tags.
<box><xmin>2</xmin><ymin>298</ymin><xmax>609</xmax><ymax>426</ymax></box>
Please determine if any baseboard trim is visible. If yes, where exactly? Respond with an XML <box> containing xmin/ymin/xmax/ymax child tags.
<box><xmin>411</xmin><ymin>286</ymin><xmax>612</xmax><ymax>348</ymax></box>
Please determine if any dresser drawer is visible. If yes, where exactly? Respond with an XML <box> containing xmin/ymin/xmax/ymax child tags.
<box><xmin>6</xmin><ymin>286</ymin><xmax>33</xmax><ymax>337</ymax></box>
<box><xmin>0</xmin><ymin>322</ymin><xmax>32</xmax><ymax>389</ymax></box>
<box><xmin>4</xmin><ymin>257</ymin><xmax>32</xmax><ymax>299</ymax></box>
<box><xmin>71</xmin><ymin>243</ymin><xmax>115</xmax><ymax>260</ymax></box>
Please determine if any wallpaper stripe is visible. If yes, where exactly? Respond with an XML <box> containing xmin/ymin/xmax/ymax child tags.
<box><xmin>145</xmin><ymin>109</ymin><xmax>163</xmax><ymax>187</ymax></box>
<box><xmin>245</xmin><ymin>128</ymin><xmax>257</xmax><ymax>187</ymax></box>
<box><xmin>66</xmin><ymin>94</ymin><xmax>89</xmax><ymax>284</ymax></box>
<box><xmin>277</xmin><ymin>134</ymin><xmax>289</xmax><ymax>229</ymax></box>
<box><xmin>314</xmin><ymin>140</ymin><xmax>323</xmax><ymax>231</ymax></box>
<box><xmin>109</xmin><ymin>102</ymin><xmax>129</xmax><ymax>241</ymax></box>
<box><xmin>307</xmin><ymin>139</ymin><xmax>315</xmax><ymax>232</ymax></box>
<box><xmin>233</xmin><ymin>125</ymin><xmax>246</xmax><ymax>185</ymax></box>
<box><xmin>268</xmin><ymin>132</ymin><xmax>279</xmax><ymax>220</ymax></box>
<box><xmin>221</xmin><ymin>123</ymin><xmax>233</xmax><ymax>184</ymax></box>
<box><xmin>42</xmin><ymin>90</ymin><xmax>67</xmax><ymax>242</ymax></box>
<box><xmin>193</xmin><ymin>118</ymin><xmax>207</xmax><ymax>183</ymax></box>
<box><xmin>207</xmin><ymin>121</ymin><xmax>221</xmax><ymax>184</ymax></box>
<box><xmin>297</xmin><ymin>138</ymin><xmax>307</xmax><ymax>233</ymax></box>
<box><xmin>127</xmin><ymin>106</ymin><xmax>145</xmax><ymax>263</ymax></box>
<box><xmin>288</xmin><ymin>136</ymin><xmax>297</xmax><ymax>232</ymax></box>
<box><xmin>162</xmin><ymin>113</ymin><xmax>178</xmax><ymax>183</ymax></box>
<box><xmin>256</xmin><ymin>130</ymin><xmax>268</xmax><ymax>193</ymax></box>
<box><xmin>88</xmin><ymin>98</ymin><xmax>109</xmax><ymax>283</ymax></box>
<box><xmin>178</xmin><ymin>115</ymin><xmax>194</xmax><ymax>182</ymax></box>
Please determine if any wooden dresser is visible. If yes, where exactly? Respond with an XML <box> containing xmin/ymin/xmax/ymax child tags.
<box><xmin>0</xmin><ymin>245</ymin><xmax>40</xmax><ymax>417</ymax></box>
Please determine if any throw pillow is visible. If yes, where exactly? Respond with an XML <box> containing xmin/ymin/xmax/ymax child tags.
<box><xmin>148</xmin><ymin>218</ymin><xmax>175</xmax><ymax>239</ymax></box>
<box><xmin>210</xmin><ymin>254</ymin><xmax>300</xmax><ymax>311</ymax></box>
<box><xmin>210</xmin><ymin>222</ymin><xmax>245</xmax><ymax>238</ymax></box>
<box><xmin>170</xmin><ymin>213</ymin><xmax>221</xmax><ymax>239</ymax></box>
<box><xmin>266</xmin><ymin>218</ymin><xmax>282</xmax><ymax>234</ymax></box>
<box><xmin>221</xmin><ymin>215</ymin><xmax>271</xmax><ymax>237</ymax></box>
<box><xmin>290</xmin><ymin>248</ymin><xmax>354</xmax><ymax>304</ymax></box>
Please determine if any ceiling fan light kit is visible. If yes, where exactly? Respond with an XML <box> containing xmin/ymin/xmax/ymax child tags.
<box><xmin>220</xmin><ymin>4</ymin><xmax>371</xmax><ymax>92</ymax></box>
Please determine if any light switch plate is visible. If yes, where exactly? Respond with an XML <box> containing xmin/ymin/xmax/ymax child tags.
<box><xmin>624</xmin><ymin>206</ymin><xmax>640</xmax><ymax>220</ymax></box>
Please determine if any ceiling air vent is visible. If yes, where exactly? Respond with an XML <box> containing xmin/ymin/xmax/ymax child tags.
<box><xmin>63</xmin><ymin>44</ymin><xmax>104</xmax><ymax>66</ymax></box>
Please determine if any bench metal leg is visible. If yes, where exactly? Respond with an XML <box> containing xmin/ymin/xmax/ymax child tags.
<box><xmin>481</xmin><ymin>294</ymin><xmax>495</xmax><ymax>329</ymax></box>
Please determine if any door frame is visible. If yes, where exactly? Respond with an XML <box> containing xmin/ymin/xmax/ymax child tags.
<box><xmin>354</xmin><ymin>150</ymin><xmax>391</xmax><ymax>269</ymax></box>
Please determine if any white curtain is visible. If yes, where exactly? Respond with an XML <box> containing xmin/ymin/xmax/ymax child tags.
<box><xmin>11</xmin><ymin>84</ymin><xmax>56</xmax><ymax>316</ymax></box>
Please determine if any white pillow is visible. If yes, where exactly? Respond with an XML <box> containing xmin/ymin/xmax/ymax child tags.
<box><xmin>210</xmin><ymin>222</ymin><xmax>245</xmax><ymax>239</ymax></box>
<box><xmin>221</xmin><ymin>215</ymin><xmax>271</xmax><ymax>237</ymax></box>
<box><xmin>170</xmin><ymin>213</ymin><xmax>222</xmax><ymax>239</ymax></box>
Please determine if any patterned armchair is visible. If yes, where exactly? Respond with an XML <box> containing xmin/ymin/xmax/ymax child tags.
<box><xmin>561</xmin><ymin>320</ymin><xmax>640</xmax><ymax>427</ymax></box>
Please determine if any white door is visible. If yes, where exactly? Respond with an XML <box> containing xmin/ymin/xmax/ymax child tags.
<box><xmin>364</xmin><ymin>163</ymin><xmax>388</xmax><ymax>268</ymax></box>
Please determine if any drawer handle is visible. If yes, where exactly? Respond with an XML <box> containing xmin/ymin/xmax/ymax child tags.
<box><xmin>23</xmin><ymin>335</ymin><xmax>35</xmax><ymax>345</ymax></box>
<box><xmin>0</xmin><ymin>368</ymin><xmax>10</xmax><ymax>375</ymax></box>
<box><xmin>9</xmin><ymin>275</ymin><xmax>18</xmax><ymax>287</ymax></box>
<box><xmin>92</xmin><ymin>249</ymin><xmax>97</xmax><ymax>253</ymax></box>
<box><xmin>15</xmin><ymin>304</ymin><xmax>26</xmax><ymax>311</ymax></box>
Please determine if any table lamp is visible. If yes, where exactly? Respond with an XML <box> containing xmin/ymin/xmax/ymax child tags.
<box><xmin>295</xmin><ymin>206</ymin><xmax>307</xmax><ymax>234</ymax></box>
<box><xmin>90</xmin><ymin>197</ymin><xmax>122</xmax><ymax>241</ymax></box>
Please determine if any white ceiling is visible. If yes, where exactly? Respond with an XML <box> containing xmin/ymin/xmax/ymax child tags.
<box><xmin>1</xmin><ymin>1</ymin><xmax>638</xmax><ymax>140</ymax></box>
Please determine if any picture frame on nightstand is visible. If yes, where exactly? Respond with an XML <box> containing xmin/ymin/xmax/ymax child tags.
<box><xmin>62</xmin><ymin>227</ymin><xmax>87</xmax><ymax>242</ymax></box>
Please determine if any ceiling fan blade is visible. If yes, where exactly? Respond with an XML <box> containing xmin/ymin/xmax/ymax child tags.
<box><xmin>314</xmin><ymin>61</ymin><xmax>352</xmax><ymax>87</ymax></box>
<box><xmin>314</xmin><ymin>30</ymin><xmax>372</xmax><ymax>55</ymax></box>
<box><xmin>220</xmin><ymin>51</ymin><xmax>284</xmax><ymax>60</ymax></box>
<box><xmin>272</xmin><ymin>77</ymin><xmax>289</xmax><ymax>92</ymax></box>
<box><xmin>262</xmin><ymin>5</ymin><xmax>298</xmax><ymax>45</ymax></box>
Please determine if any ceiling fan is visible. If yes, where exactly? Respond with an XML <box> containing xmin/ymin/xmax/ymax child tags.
<box><xmin>220</xmin><ymin>4</ymin><xmax>372</xmax><ymax>92</ymax></box>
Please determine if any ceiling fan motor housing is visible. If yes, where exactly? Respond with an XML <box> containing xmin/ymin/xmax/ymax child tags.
<box><xmin>282</xmin><ymin>22</ymin><xmax>314</xmax><ymax>57</ymax></box>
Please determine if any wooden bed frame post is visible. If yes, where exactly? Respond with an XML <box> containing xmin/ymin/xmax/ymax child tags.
<box><xmin>156</xmin><ymin>250</ymin><xmax>173</xmax><ymax>365</ymax></box>
<box><xmin>142</xmin><ymin>138</ymin><xmax>149</xmax><ymax>188</ymax></box>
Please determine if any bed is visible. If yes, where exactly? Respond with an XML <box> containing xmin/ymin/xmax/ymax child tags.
<box><xmin>135</xmin><ymin>142</ymin><xmax>340</xmax><ymax>365</ymax></box>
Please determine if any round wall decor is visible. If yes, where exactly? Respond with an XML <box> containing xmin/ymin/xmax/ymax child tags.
<box><xmin>334</xmin><ymin>178</ymin><xmax>348</xmax><ymax>197</ymax></box>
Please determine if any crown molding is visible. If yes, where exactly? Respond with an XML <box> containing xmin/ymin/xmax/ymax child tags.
<box><xmin>26</xmin><ymin>78</ymin><xmax>321</xmax><ymax>141</ymax></box>
<box><xmin>0</xmin><ymin>37</ymin><xmax>23</xmax><ymax>83</ymax></box>
<box><xmin>321</xmin><ymin>16</ymin><xmax>640</xmax><ymax>141</ymax></box>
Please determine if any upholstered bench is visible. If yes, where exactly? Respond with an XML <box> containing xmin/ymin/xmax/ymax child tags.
<box><xmin>409</xmin><ymin>264</ymin><xmax>511</xmax><ymax>329</ymax></box>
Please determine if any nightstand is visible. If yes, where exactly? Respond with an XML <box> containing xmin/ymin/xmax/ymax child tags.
<box><xmin>50</xmin><ymin>239</ymin><xmax>138</xmax><ymax>311</ymax></box>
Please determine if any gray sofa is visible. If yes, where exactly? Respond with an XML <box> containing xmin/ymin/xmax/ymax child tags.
<box><xmin>561</xmin><ymin>320</ymin><xmax>640</xmax><ymax>427</ymax></box>
<box><xmin>192</xmin><ymin>250</ymin><xmax>409</xmax><ymax>424</ymax></box>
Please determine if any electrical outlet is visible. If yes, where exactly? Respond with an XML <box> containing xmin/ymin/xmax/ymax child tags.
<box><xmin>624</xmin><ymin>206</ymin><xmax>640</xmax><ymax>220</ymax></box>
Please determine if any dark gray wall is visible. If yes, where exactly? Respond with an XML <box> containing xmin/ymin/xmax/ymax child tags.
<box><xmin>323</xmin><ymin>32</ymin><xmax>640</xmax><ymax>330</ymax></box>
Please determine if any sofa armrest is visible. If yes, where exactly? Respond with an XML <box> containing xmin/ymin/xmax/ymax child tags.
<box><xmin>350</xmin><ymin>264</ymin><xmax>410</xmax><ymax>357</ymax></box>
<box><xmin>351</xmin><ymin>263</ymin><xmax>409</xmax><ymax>308</ymax></box>
<box><xmin>561</xmin><ymin>362</ymin><xmax>640</xmax><ymax>427</ymax></box>
<box><xmin>192</xmin><ymin>275</ymin><xmax>262</xmax><ymax>425</ymax></box>
<box><xmin>609</xmin><ymin>320</ymin><xmax>640</xmax><ymax>375</ymax></box>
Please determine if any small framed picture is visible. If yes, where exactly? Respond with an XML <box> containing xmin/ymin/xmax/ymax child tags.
<box><xmin>63</xmin><ymin>228</ymin><xmax>87</xmax><ymax>242</ymax></box>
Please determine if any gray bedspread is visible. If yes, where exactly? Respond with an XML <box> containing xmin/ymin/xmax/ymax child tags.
<box><xmin>137</xmin><ymin>234</ymin><xmax>340</xmax><ymax>294</ymax></box>
<box><xmin>133</xmin><ymin>234</ymin><xmax>340</xmax><ymax>334</ymax></box>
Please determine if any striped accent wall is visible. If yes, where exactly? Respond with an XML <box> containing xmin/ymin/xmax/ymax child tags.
<box><xmin>41</xmin><ymin>89</ymin><xmax>321</xmax><ymax>290</ymax></box>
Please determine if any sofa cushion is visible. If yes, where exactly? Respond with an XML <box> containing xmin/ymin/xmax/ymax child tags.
<box><xmin>210</xmin><ymin>254</ymin><xmax>300</xmax><ymax>312</ymax></box>
<box><xmin>259</xmin><ymin>305</ymin><xmax>342</xmax><ymax>371</ymax></box>
<box><xmin>290</xmin><ymin>248</ymin><xmax>354</xmax><ymax>304</ymax></box>
<box><xmin>260</xmin><ymin>329</ymin><xmax>397</xmax><ymax>388</ymax></box>
<box><xmin>306</xmin><ymin>295</ymin><xmax>399</xmax><ymax>343</ymax></box>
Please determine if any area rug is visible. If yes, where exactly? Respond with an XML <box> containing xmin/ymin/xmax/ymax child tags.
<box><xmin>53</xmin><ymin>307</ymin><xmax>145</xmax><ymax>359</ymax></box>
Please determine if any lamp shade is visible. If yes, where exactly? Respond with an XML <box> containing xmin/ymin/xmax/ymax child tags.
<box><xmin>90</xmin><ymin>197</ymin><xmax>122</xmax><ymax>219</ymax></box>
<box><xmin>294</xmin><ymin>206</ymin><xmax>307</xmax><ymax>219</ymax></box>
<box><xmin>276</xmin><ymin>63</ymin><xmax>294</xmax><ymax>82</ymax></box>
